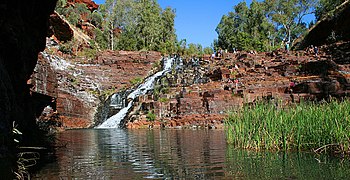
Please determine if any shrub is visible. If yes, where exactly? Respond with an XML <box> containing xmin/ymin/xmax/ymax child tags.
<box><xmin>146</xmin><ymin>111</ymin><xmax>156</xmax><ymax>122</ymax></box>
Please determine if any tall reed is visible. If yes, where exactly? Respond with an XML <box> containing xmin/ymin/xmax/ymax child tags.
<box><xmin>225</xmin><ymin>99</ymin><xmax>350</xmax><ymax>154</ymax></box>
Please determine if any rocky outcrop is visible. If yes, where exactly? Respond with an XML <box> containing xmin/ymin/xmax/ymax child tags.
<box><xmin>32</xmin><ymin>45</ymin><xmax>162</xmax><ymax>129</ymax></box>
<box><xmin>125</xmin><ymin>49</ymin><xmax>350</xmax><ymax>129</ymax></box>
<box><xmin>48</xmin><ymin>12</ymin><xmax>74</xmax><ymax>42</ymax></box>
<box><xmin>0</xmin><ymin>0</ymin><xmax>57</xmax><ymax>177</ymax></box>
<box><xmin>67</xmin><ymin>0</ymin><xmax>99</xmax><ymax>12</ymax></box>
<box><xmin>33</xmin><ymin>46</ymin><xmax>350</xmax><ymax>130</ymax></box>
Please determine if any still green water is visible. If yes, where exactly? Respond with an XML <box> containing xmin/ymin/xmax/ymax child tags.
<box><xmin>33</xmin><ymin>129</ymin><xmax>350</xmax><ymax>179</ymax></box>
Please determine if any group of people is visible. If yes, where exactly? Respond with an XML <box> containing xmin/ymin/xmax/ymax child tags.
<box><xmin>306</xmin><ymin>45</ymin><xmax>319</xmax><ymax>57</ymax></box>
<box><xmin>211</xmin><ymin>48</ymin><xmax>226</xmax><ymax>60</ymax></box>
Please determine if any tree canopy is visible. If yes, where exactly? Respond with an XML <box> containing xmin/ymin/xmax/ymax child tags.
<box><xmin>55</xmin><ymin>0</ymin><xmax>181</xmax><ymax>54</ymax></box>
<box><xmin>215</xmin><ymin>0</ymin><xmax>318</xmax><ymax>52</ymax></box>
<box><xmin>315</xmin><ymin>0</ymin><xmax>347</xmax><ymax>20</ymax></box>
<box><xmin>54</xmin><ymin>0</ymin><xmax>345</xmax><ymax>55</ymax></box>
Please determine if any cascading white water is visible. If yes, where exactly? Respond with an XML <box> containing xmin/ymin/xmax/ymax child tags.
<box><xmin>96</xmin><ymin>57</ymin><xmax>174</xmax><ymax>128</ymax></box>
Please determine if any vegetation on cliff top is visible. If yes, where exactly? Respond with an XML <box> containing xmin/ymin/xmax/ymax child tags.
<box><xmin>315</xmin><ymin>0</ymin><xmax>347</xmax><ymax>20</ymax></box>
<box><xmin>55</xmin><ymin>0</ymin><xmax>216</xmax><ymax>56</ymax></box>
<box><xmin>215</xmin><ymin>0</ymin><xmax>347</xmax><ymax>52</ymax></box>
<box><xmin>54</xmin><ymin>0</ymin><xmax>348</xmax><ymax>56</ymax></box>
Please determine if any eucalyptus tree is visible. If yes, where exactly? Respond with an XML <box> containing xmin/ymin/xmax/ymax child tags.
<box><xmin>160</xmin><ymin>7</ymin><xmax>177</xmax><ymax>53</ymax></box>
<box><xmin>264</xmin><ymin>0</ymin><xmax>316</xmax><ymax>45</ymax></box>
<box><xmin>216</xmin><ymin>1</ymin><xmax>274</xmax><ymax>52</ymax></box>
<box><xmin>96</xmin><ymin>0</ymin><xmax>177</xmax><ymax>53</ymax></box>
<box><xmin>247</xmin><ymin>0</ymin><xmax>275</xmax><ymax>51</ymax></box>
<box><xmin>136</xmin><ymin>0</ymin><xmax>163</xmax><ymax>50</ymax></box>
<box><xmin>99</xmin><ymin>0</ymin><xmax>138</xmax><ymax>50</ymax></box>
<box><xmin>216</xmin><ymin>2</ymin><xmax>249</xmax><ymax>51</ymax></box>
<box><xmin>98</xmin><ymin>0</ymin><xmax>117</xmax><ymax>50</ymax></box>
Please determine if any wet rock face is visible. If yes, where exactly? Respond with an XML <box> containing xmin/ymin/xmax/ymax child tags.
<box><xmin>57</xmin><ymin>91</ymin><xmax>95</xmax><ymax>128</ymax></box>
<box><xmin>0</xmin><ymin>0</ymin><xmax>57</xmax><ymax>177</ymax></box>
<box><xmin>32</xmin><ymin>48</ymin><xmax>161</xmax><ymax>129</ymax></box>
<box><xmin>30</xmin><ymin>54</ymin><xmax>58</xmax><ymax>98</ymax></box>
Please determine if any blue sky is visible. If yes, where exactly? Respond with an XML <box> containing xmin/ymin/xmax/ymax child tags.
<box><xmin>157</xmin><ymin>0</ymin><xmax>249</xmax><ymax>48</ymax></box>
<box><xmin>93</xmin><ymin>0</ymin><xmax>314</xmax><ymax>48</ymax></box>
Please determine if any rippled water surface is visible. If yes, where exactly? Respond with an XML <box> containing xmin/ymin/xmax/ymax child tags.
<box><xmin>34</xmin><ymin>129</ymin><xmax>350</xmax><ymax>179</ymax></box>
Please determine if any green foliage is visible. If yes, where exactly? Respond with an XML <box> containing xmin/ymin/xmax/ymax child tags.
<box><xmin>75</xmin><ymin>3</ymin><xmax>90</xmax><ymax>14</ymax></box>
<box><xmin>159</xmin><ymin>97</ymin><xmax>169</xmax><ymax>103</ymax></box>
<box><xmin>94</xmin><ymin>28</ymin><xmax>109</xmax><ymax>49</ymax></box>
<box><xmin>56</xmin><ymin>3</ymin><xmax>90</xmax><ymax>26</ymax></box>
<box><xmin>152</xmin><ymin>60</ymin><xmax>161</xmax><ymax>70</ymax></box>
<box><xmin>77</xmin><ymin>47</ymin><xmax>98</xmax><ymax>62</ymax></box>
<box><xmin>99</xmin><ymin>87</ymin><xmax>116</xmax><ymax>98</ymax></box>
<box><xmin>55</xmin><ymin>0</ymin><xmax>67</xmax><ymax>15</ymax></box>
<box><xmin>216</xmin><ymin>0</ymin><xmax>316</xmax><ymax>52</ymax></box>
<box><xmin>216</xmin><ymin>1</ymin><xmax>275</xmax><ymax>52</ymax></box>
<box><xmin>146</xmin><ymin>111</ymin><xmax>156</xmax><ymax>122</ymax></box>
<box><xmin>203</xmin><ymin>47</ymin><xmax>213</xmax><ymax>55</ymax></box>
<box><xmin>67</xmin><ymin>10</ymin><xmax>80</xmax><ymax>26</ymax></box>
<box><xmin>130</xmin><ymin>77</ymin><xmax>142</xmax><ymax>86</ymax></box>
<box><xmin>315</xmin><ymin>0</ymin><xmax>346</xmax><ymax>20</ymax></box>
<box><xmin>89</xmin><ymin>11</ymin><xmax>103</xmax><ymax>28</ymax></box>
<box><xmin>96</xmin><ymin>0</ymin><xmax>177</xmax><ymax>53</ymax></box>
<box><xmin>225</xmin><ymin>99</ymin><xmax>350</xmax><ymax>153</ymax></box>
<box><xmin>59</xmin><ymin>40</ymin><xmax>74</xmax><ymax>54</ymax></box>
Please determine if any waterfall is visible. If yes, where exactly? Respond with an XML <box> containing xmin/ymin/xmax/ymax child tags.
<box><xmin>96</xmin><ymin>57</ymin><xmax>174</xmax><ymax>128</ymax></box>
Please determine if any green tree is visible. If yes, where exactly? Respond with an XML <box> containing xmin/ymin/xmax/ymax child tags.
<box><xmin>96</xmin><ymin>0</ymin><xmax>176</xmax><ymax>52</ymax></box>
<box><xmin>265</xmin><ymin>0</ymin><xmax>316</xmax><ymax>44</ymax></box>
<box><xmin>216</xmin><ymin>1</ymin><xmax>274</xmax><ymax>52</ymax></box>
<box><xmin>136</xmin><ymin>0</ymin><xmax>162</xmax><ymax>50</ymax></box>
<box><xmin>203</xmin><ymin>47</ymin><xmax>213</xmax><ymax>55</ymax></box>
<box><xmin>94</xmin><ymin>28</ymin><xmax>108</xmax><ymax>49</ymax></box>
<box><xmin>89</xmin><ymin>11</ymin><xmax>103</xmax><ymax>28</ymax></box>
<box><xmin>159</xmin><ymin>7</ymin><xmax>177</xmax><ymax>53</ymax></box>
<box><xmin>216</xmin><ymin>0</ymin><xmax>317</xmax><ymax>52</ymax></box>
<box><xmin>177</xmin><ymin>39</ymin><xmax>187</xmax><ymax>55</ymax></box>
<box><xmin>315</xmin><ymin>0</ymin><xmax>346</xmax><ymax>20</ymax></box>
<box><xmin>55</xmin><ymin>0</ymin><xmax>67</xmax><ymax>15</ymax></box>
<box><xmin>186</xmin><ymin>43</ymin><xmax>198</xmax><ymax>56</ymax></box>
<box><xmin>98</xmin><ymin>0</ymin><xmax>117</xmax><ymax>50</ymax></box>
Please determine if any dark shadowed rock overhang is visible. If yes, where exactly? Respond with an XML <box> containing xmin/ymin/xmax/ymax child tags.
<box><xmin>0</xmin><ymin>0</ymin><xmax>57</xmax><ymax>177</ymax></box>
<box><xmin>293</xmin><ymin>1</ymin><xmax>350</xmax><ymax>50</ymax></box>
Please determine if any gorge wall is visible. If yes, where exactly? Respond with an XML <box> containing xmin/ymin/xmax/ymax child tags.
<box><xmin>0</xmin><ymin>0</ymin><xmax>57</xmax><ymax>177</ymax></box>
<box><xmin>30</xmin><ymin>0</ymin><xmax>350</xmax><ymax>131</ymax></box>
<box><xmin>31</xmin><ymin>48</ymin><xmax>161</xmax><ymax>129</ymax></box>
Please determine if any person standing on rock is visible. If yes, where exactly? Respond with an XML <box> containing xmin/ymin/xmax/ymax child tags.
<box><xmin>289</xmin><ymin>80</ymin><xmax>296</xmax><ymax>102</ymax></box>
<box><xmin>314</xmin><ymin>46</ymin><xmax>319</xmax><ymax>57</ymax></box>
<box><xmin>285</xmin><ymin>41</ymin><xmax>290</xmax><ymax>53</ymax></box>
<box><xmin>234</xmin><ymin>79</ymin><xmax>239</xmax><ymax>90</ymax></box>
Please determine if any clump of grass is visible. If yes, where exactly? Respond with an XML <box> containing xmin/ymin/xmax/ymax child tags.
<box><xmin>146</xmin><ymin>111</ymin><xmax>156</xmax><ymax>122</ymax></box>
<box><xmin>130</xmin><ymin>77</ymin><xmax>142</xmax><ymax>86</ymax></box>
<box><xmin>225</xmin><ymin>99</ymin><xmax>350</xmax><ymax>154</ymax></box>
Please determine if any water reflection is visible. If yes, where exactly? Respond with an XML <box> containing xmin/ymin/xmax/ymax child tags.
<box><xmin>33</xmin><ymin>129</ymin><xmax>350</xmax><ymax>179</ymax></box>
<box><xmin>225</xmin><ymin>149</ymin><xmax>350</xmax><ymax>179</ymax></box>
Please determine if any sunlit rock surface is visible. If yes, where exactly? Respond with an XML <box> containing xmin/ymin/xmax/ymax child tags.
<box><xmin>31</xmin><ymin>0</ymin><xmax>350</xmax><ymax>130</ymax></box>
<box><xmin>31</xmin><ymin>44</ymin><xmax>161</xmax><ymax>128</ymax></box>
